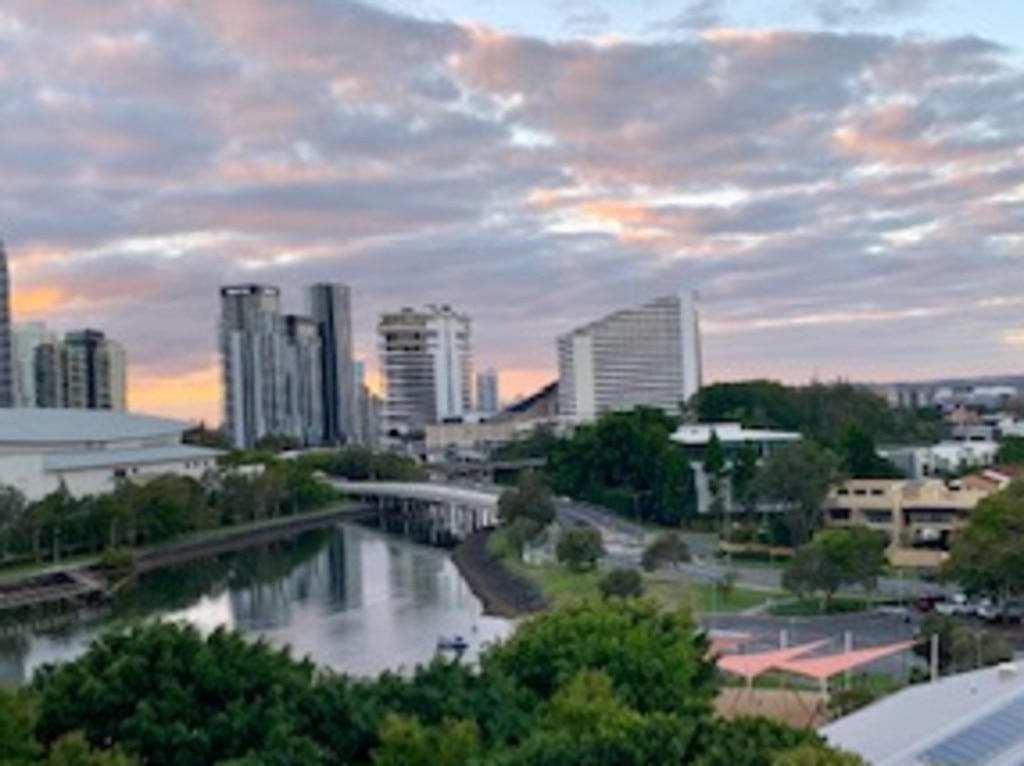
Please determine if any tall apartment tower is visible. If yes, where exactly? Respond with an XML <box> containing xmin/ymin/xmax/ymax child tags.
<box><xmin>220</xmin><ymin>285</ymin><xmax>285</xmax><ymax>449</ymax></box>
<box><xmin>282</xmin><ymin>315</ymin><xmax>324</xmax><ymax>446</ymax></box>
<box><xmin>307</xmin><ymin>283</ymin><xmax>358</xmax><ymax>445</ymax></box>
<box><xmin>62</xmin><ymin>329</ymin><xmax>127</xmax><ymax>410</ymax></box>
<box><xmin>475</xmin><ymin>368</ymin><xmax>500</xmax><ymax>415</ymax></box>
<box><xmin>378</xmin><ymin>305</ymin><xmax>472</xmax><ymax>441</ymax></box>
<box><xmin>557</xmin><ymin>292</ymin><xmax>702</xmax><ymax>423</ymax></box>
<box><xmin>0</xmin><ymin>240</ymin><xmax>14</xmax><ymax>407</ymax></box>
<box><xmin>12</xmin><ymin>321</ymin><xmax>57</xmax><ymax>407</ymax></box>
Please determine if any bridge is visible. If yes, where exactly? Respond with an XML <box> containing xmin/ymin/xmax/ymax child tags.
<box><xmin>332</xmin><ymin>480</ymin><xmax>500</xmax><ymax>545</ymax></box>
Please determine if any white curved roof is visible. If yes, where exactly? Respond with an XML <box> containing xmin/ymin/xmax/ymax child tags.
<box><xmin>0</xmin><ymin>409</ymin><xmax>189</xmax><ymax>445</ymax></box>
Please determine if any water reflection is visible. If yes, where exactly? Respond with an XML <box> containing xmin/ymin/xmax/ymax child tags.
<box><xmin>0</xmin><ymin>524</ymin><xmax>509</xmax><ymax>685</ymax></box>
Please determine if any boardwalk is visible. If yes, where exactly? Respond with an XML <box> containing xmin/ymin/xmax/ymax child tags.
<box><xmin>0</xmin><ymin>570</ymin><xmax>107</xmax><ymax>613</ymax></box>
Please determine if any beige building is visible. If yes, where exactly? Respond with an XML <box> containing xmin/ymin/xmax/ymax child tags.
<box><xmin>826</xmin><ymin>478</ymin><xmax>992</xmax><ymax>565</ymax></box>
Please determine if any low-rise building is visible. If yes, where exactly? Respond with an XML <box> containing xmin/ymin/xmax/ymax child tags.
<box><xmin>881</xmin><ymin>439</ymin><xmax>1000</xmax><ymax>479</ymax></box>
<box><xmin>0</xmin><ymin>409</ymin><xmax>224</xmax><ymax>501</ymax></box>
<box><xmin>670</xmin><ymin>422</ymin><xmax>801</xmax><ymax>514</ymax></box>
<box><xmin>826</xmin><ymin>478</ymin><xmax>992</xmax><ymax>563</ymax></box>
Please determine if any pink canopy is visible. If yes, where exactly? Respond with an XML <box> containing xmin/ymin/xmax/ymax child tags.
<box><xmin>707</xmin><ymin>632</ymin><xmax>753</xmax><ymax>657</ymax></box>
<box><xmin>717</xmin><ymin>640</ymin><xmax>829</xmax><ymax>680</ymax></box>
<box><xmin>775</xmin><ymin>640</ymin><xmax>916</xmax><ymax>681</ymax></box>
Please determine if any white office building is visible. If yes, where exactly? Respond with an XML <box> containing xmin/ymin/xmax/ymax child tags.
<box><xmin>557</xmin><ymin>292</ymin><xmax>702</xmax><ymax>423</ymax></box>
<box><xmin>476</xmin><ymin>368</ymin><xmax>500</xmax><ymax>415</ymax></box>
<box><xmin>379</xmin><ymin>305</ymin><xmax>472</xmax><ymax>442</ymax></box>
<box><xmin>11</xmin><ymin>322</ymin><xmax>57</xmax><ymax>408</ymax></box>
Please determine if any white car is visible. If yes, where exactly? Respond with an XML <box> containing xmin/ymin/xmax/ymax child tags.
<box><xmin>935</xmin><ymin>593</ymin><xmax>974</xmax><ymax>617</ymax></box>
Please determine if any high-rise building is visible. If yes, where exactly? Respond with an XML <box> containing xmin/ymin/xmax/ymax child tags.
<box><xmin>12</xmin><ymin>321</ymin><xmax>57</xmax><ymax>407</ymax></box>
<box><xmin>475</xmin><ymin>368</ymin><xmax>500</xmax><ymax>415</ymax></box>
<box><xmin>307</xmin><ymin>283</ymin><xmax>357</xmax><ymax>445</ymax></box>
<box><xmin>378</xmin><ymin>305</ymin><xmax>472</xmax><ymax>441</ymax></box>
<box><xmin>62</xmin><ymin>329</ymin><xmax>127</xmax><ymax>410</ymax></box>
<box><xmin>557</xmin><ymin>292</ymin><xmax>702</xmax><ymax>422</ymax></box>
<box><xmin>282</xmin><ymin>315</ymin><xmax>323</xmax><ymax>446</ymax></box>
<box><xmin>220</xmin><ymin>284</ymin><xmax>285</xmax><ymax>449</ymax></box>
<box><xmin>22</xmin><ymin>326</ymin><xmax>126</xmax><ymax>411</ymax></box>
<box><xmin>0</xmin><ymin>240</ymin><xmax>14</xmax><ymax>407</ymax></box>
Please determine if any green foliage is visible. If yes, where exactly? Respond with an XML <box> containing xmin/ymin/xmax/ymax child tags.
<box><xmin>913</xmin><ymin>614</ymin><xmax>1012</xmax><ymax>675</ymax></box>
<box><xmin>491</xmin><ymin>426</ymin><xmax>559</xmax><ymax>462</ymax></box>
<box><xmin>692</xmin><ymin>381</ymin><xmax>945</xmax><ymax>447</ymax></box>
<box><xmin>782</xmin><ymin>527</ymin><xmax>887</xmax><ymax>605</ymax></box>
<box><xmin>598</xmin><ymin>567</ymin><xmax>645</xmax><ymax>599</ymax></box>
<box><xmin>484</xmin><ymin>599</ymin><xmax>717</xmax><ymax>718</ymax></box>
<box><xmin>32</xmin><ymin>623</ymin><xmax>321</xmax><ymax>766</ymax></box>
<box><xmin>690</xmin><ymin>716</ymin><xmax>823</xmax><ymax>766</ymax></box>
<box><xmin>997</xmin><ymin>436</ymin><xmax>1024</xmax><ymax>465</ymax></box>
<box><xmin>839</xmin><ymin>425</ymin><xmax>903</xmax><ymax>479</ymax></box>
<box><xmin>95</xmin><ymin>546</ymin><xmax>136</xmax><ymax>576</ymax></box>
<box><xmin>372</xmin><ymin>714</ymin><xmax>480</xmax><ymax>766</ymax></box>
<box><xmin>497</xmin><ymin>472</ymin><xmax>554</xmax><ymax>534</ymax></box>
<box><xmin>555</xmin><ymin>525</ymin><xmax>605</xmax><ymax>571</ymax></box>
<box><xmin>306</xmin><ymin>447</ymin><xmax>426</xmax><ymax>482</ymax></box>
<box><xmin>548</xmin><ymin>407</ymin><xmax>697</xmax><ymax>525</ymax></box>
<box><xmin>754</xmin><ymin>441</ymin><xmax>841</xmax><ymax>545</ymax></box>
<box><xmin>730</xmin><ymin>445</ymin><xmax>760</xmax><ymax>513</ymax></box>
<box><xmin>641</xmin><ymin>530</ymin><xmax>690</xmax><ymax>571</ymax></box>
<box><xmin>945</xmin><ymin>481</ymin><xmax>1024</xmax><ymax>598</ymax></box>
<box><xmin>22</xmin><ymin>599</ymin><xmax>862</xmax><ymax>766</ymax></box>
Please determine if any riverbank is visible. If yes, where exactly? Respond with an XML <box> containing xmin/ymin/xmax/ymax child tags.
<box><xmin>451</xmin><ymin>529</ymin><xmax>547</xmax><ymax>618</ymax></box>
<box><xmin>0</xmin><ymin>503</ymin><xmax>373</xmax><ymax>614</ymax></box>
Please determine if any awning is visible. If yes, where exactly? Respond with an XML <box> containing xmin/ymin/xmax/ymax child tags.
<box><xmin>717</xmin><ymin>640</ymin><xmax>830</xmax><ymax>680</ymax></box>
<box><xmin>775</xmin><ymin>641</ymin><xmax>916</xmax><ymax>681</ymax></box>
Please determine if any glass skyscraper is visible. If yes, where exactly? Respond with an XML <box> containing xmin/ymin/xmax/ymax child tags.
<box><xmin>0</xmin><ymin>240</ymin><xmax>14</xmax><ymax>407</ymax></box>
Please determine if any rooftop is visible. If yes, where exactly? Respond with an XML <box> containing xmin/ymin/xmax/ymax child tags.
<box><xmin>822</xmin><ymin>664</ymin><xmax>1024</xmax><ymax>765</ymax></box>
<box><xmin>0</xmin><ymin>409</ymin><xmax>190</xmax><ymax>445</ymax></box>
<box><xmin>670</xmin><ymin>422</ymin><xmax>801</xmax><ymax>446</ymax></box>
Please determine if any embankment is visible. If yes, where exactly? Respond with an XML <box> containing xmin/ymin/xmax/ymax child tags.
<box><xmin>451</xmin><ymin>529</ymin><xmax>547</xmax><ymax>619</ymax></box>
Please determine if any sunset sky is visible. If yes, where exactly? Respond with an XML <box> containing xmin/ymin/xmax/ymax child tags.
<box><xmin>3</xmin><ymin>0</ymin><xmax>1023</xmax><ymax>424</ymax></box>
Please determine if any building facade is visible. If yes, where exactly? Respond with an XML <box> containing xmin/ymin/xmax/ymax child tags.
<box><xmin>378</xmin><ymin>305</ymin><xmax>472</xmax><ymax>443</ymax></box>
<box><xmin>557</xmin><ymin>292</ymin><xmax>702</xmax><ymax>422</ymax></box>
<box><xmin>220</xmin><ymin>284</ymin><xmax>285</xmax><ymax>449</ymax></box>
<box><xmin>475</xmin><ymin>368</ymin><xmax>500</xmax><ymax>415</ymax></box>
<box><xmin>282</xmin><ymin>314</ymin><xmax>323</xmax><ymax>446</ymax></box>
<box><xmin>0</xmin><ymin>240</ymin><xmax>14</xmax><ymax>407</ymax></box>
<box><xmin>308</xmin><ymin>283</ymin><xmax>358</xmax><ymax>445</ymax></box>
<box><xmin>13</xmin><ymin>325</ymin><xmax>126</xmax><ymax>411</ymax></box>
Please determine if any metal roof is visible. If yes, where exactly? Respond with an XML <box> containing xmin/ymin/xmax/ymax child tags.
<box><xmin>0</xmin><ymin>409</ymin><xmax>190</xmax><ymax>445</ymax></box>
<box><xmin>44</xmin><ymin>444</ymin><xmax>223</xmax><ymax>472</ymax></box>
<box><xmin>822</xmin><ymin>664</ymin><xmax>1024</xmax><ymax>765</ymax></box>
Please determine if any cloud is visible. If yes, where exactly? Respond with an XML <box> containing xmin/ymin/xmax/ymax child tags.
<box><xmin>2</xmin><ymin>0</ymin><xmax>1024</xmax><ymax>423</ymax></box>
<box><xmin>808</xmin><ymin>0</ymin><xmax>933</xmax><ymax>27</ymax></box>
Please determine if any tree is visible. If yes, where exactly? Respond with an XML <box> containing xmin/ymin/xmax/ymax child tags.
<box><xmin>641</xmin><ymin>530</ymin><xmax>690</xmax><ymax>572</ymax></box>
<box><xmin>555</xmin><ymin>525</ymin><xmax>604</xmax><ymax>571</ymax></box>
<box><xmin>704</xmin><ymin>431</ymin><xmax>729</xmax><ymax>513</ymax></box>
<box><xmin>498</xmin><ymin>472</ymin><xmax>555</xmax><ymax>531</ymax></box>
<box><xmin>484</xmin><ymin>599</ymin><xmax>717</xmax><ymax>718</ymax></box>
<box><xmin>372</xmin><ymin>714</ymin><xmax>480</xmax><ymax>766</ymax></box>
<box><xmin>690</xmin><ymin>716</ymin><xmax>823</xmax><ymax>766</ymax></box>
<box><xmin>754</xmin><ymin>441</ymin><xmax>840</xmax><ymax>546</ymax></box>
<box><xmin>0</xmin><ymin>686</ymin><xmax>39</xmax><ymax>764</ymax></box>
<box><xmin>598</xmin><ymin>568</ymin><xmax>644</xmax><ymax>599</ymax></box>
<box><xmin>782</xmin><ymin>528</ymin><xmax>887</xmax><ymax>607</ymax></box>
<box><xmin>730</xmin><ymin>444</ymin><xmax>760</xmax><ymax>514</ymax></box>
<box><xmin>839</xmin><ymin>425</ymin><xmax>902</xmax><ymax>479</ymax></box>
<box><xmin>945</xmin><ymin>481</ymin><xmax>1024</xmax><ymax>600</ymax></box>
<box><xmin>548</xmin><ymin>407</ymin><xmax>697</xmax><ymax>526</ymax></box>
<box><xmin>997</xmin><ymin>436</ymin><xmax>1024</xmax><ymax>465</ymax></box>
<box><xmin>772</xmin><ymin>744</ymin><xmax>868</xmax><ymax>766</ymax></box>
<box><xmin>914</xmin><ymin>614</ymin><xmax>1012</xmax><ymax>675</ymax></box>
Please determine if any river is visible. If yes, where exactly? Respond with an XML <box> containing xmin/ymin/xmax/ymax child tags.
<box><xmin>0</xmin><ymin>523</ymin><xmax>511</xmax><ymax>686</ymax></box>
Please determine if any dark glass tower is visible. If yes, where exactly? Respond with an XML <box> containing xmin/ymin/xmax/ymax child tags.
<box><xmin>308</xmin><ymin>283</ymin><xmax>357</xmax><ymax>445</ymax></box>
<box><xmin>0</xmin><ymin>239</ymin><xmax>13</xmax><ymax>407</ymax></box>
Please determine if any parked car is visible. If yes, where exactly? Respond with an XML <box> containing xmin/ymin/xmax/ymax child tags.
<box><xmin>977</xmin><ymin>598</ymin><xmax>1024</xmax><ymax>623</ymax></box>
<box><xmin>935</xmin><ymin>593</ymin><xmax>975</xmax><ymax>617</ymax></box>
<box><xmin>915</xmin><ymin>593</ymin><xmax>946</xmax><ymax>612</ymax></box>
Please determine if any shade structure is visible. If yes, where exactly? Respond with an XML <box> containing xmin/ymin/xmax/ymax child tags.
<box><xmin>775</xmin><ymin>640</ymin><xmax>916</xmax><ymax>681</ymax></box>
<box><xmin>717</xmin><ymin>640</ymin><xmax>830</xmax><ymax>680</ymax></box>
<box><xmin>707</xmin><ymin>632</ymin><xmax>753</xmax><ymax>657</ymax></box>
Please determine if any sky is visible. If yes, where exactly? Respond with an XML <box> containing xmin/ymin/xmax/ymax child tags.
<box><xmin>2</xmin><ymin>0</ymin><xmax>1023</xmax><ymax>424</ymax></box>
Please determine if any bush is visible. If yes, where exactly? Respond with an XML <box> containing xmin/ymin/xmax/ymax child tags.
<box><xmin>598</xmin><ymin>568</ymin><xmax>644</xmax><ymax>599</ymax></box>
<box><xmin>641</xmin><ymin>531</ymin><xmax>690</xmax><ymax>572</ymax></box>
<box><xmin>555</xmin><ymin>526</ymin><xmax>605</xmax><ymax>572</ymax></box>
<box><xmin>96</xmin><ymin>546</ymin><xmax>136</xmax><ymax>576</ymax></box>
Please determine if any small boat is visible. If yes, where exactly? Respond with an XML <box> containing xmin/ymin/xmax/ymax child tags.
<box><xmin>437</xmin><ymin>635</ymin><xmax>469</xmax><ymax>652</ymax></box>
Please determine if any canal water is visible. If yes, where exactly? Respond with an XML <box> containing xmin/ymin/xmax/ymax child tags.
<box><xmin>0</xmin><ymin>524</ymin><xmax>510</xmax><ymax>686</ymax></box>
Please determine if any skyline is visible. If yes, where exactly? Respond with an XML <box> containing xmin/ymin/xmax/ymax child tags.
<box><xmin>3</xmin><ymin>0</ymin><xmax>1023</xmax><ymax>424</ymax></box>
